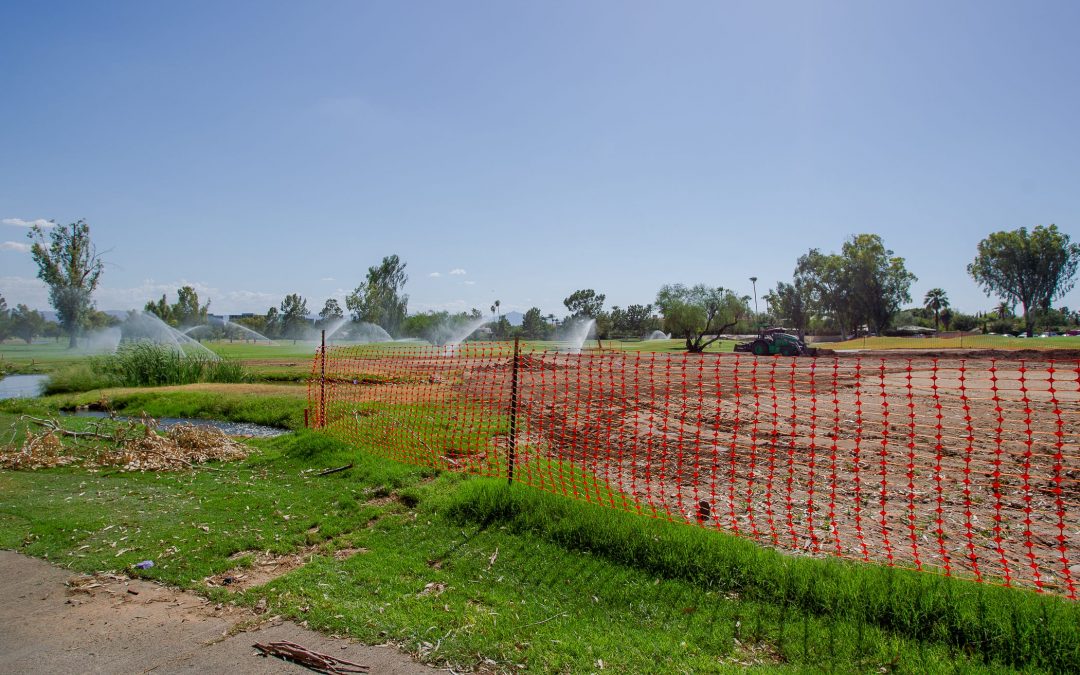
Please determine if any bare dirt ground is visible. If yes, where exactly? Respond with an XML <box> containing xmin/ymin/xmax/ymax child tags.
<box><xmin>320</xmin><ymin>346</ymin><xmax>1080</xmax><ymax>594</ymax></box>
<box><xmin>0</xmin><ymin>550</ymin><xmax>432</xmax><ymax>674</ymax></box>
<box><xmin>505</xmin><ymin>352</ymin><xmax>1080</xmax><ymax>593</ymax></box>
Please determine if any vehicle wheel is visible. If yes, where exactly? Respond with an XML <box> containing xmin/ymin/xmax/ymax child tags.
<box><xmin>751</xmin><ymin>339</ymin><xmax>770</xmax><ymax>356</ymax></box>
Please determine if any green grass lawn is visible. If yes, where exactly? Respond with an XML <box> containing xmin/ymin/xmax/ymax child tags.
<box><xmin>2</xmin><ymin>386</ymin><xmax>1078</xmax><ymax>672</ymax></box>
<box><xmin>0</xmin><ymin>340</ymin><xmax>90</xmax><ymax>374</ymax></box>
<box><xmin>823</xmin><ymin>334</ymin><xmax>1080</xmax><ymax>351</ymax></box>
<box><xmin>593</xmin><ymin>338</ymin><xmax>739</xmax><ymax>353</ymax></box>
<box><xmin>7</xmin><ymin>332</ymin><xmax>1078</xmax><ymax>388</ymax></box>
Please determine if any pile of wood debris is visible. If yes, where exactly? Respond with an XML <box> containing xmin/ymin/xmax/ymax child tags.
<box><xmin>1</xmin><ymin>415</ymin><xmax>249</xmax><ymax>471</ymax></box>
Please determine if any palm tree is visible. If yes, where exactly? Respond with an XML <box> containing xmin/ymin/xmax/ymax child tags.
<box><xmin>923</xmin><ymin>288</ymin><xmax>949</xmax><ymax>331</ymax></box>
<box><xmin>494</xmin><ymin>299</ymin><xmax>501</xmax><ymax>319</ymax></box>
<box><xmin>995</xmin><ymin>301</ymin><xmax>1014</xmax><ymax>319</ymax></box>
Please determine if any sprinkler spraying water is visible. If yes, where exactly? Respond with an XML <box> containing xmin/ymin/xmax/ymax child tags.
<box><xmin>81</xmin><ymin>312</ymin><xmax>220</xmax><ymax>359</ymax></box>
<box><xmin>560</xmin><ymin>318</ymin><xmax>596</xmax><ymax>353</ymax></box>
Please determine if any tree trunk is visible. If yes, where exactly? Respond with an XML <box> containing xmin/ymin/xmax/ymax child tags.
<box><xmin>67</xmin><ymin>331</ymin><xmax>78</xmax><ymax>349</ymax></box>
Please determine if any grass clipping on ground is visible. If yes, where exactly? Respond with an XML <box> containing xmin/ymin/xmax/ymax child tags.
<box><xmin>2</xmin><ymin>416</ymin><xmax>249</xmax><ymax>471</ymax></box>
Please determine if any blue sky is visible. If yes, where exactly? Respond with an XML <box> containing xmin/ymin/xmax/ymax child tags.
<box><xmin>2</xmin><ymin>1</ymin><xmax>1078</xmax><ymax>318</ymax></box>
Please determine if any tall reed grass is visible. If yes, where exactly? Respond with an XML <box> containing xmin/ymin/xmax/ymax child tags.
<box><xmin>45</xmin><ymin>342</ymin><xmax>248</xmax><ymax>393</ymax></box>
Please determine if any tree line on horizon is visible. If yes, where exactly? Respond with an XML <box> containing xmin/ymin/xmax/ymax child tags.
<box><xmin>4</xmin><ymin>221</ymin><xmax>1079</xmax><ymax>349</ymax></box>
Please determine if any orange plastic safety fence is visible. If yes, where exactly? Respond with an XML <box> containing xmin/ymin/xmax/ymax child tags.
<box><xmin>309</xmin><ymin>343</ymin><xmax>1080</xmax><ymax>597</ymax></box>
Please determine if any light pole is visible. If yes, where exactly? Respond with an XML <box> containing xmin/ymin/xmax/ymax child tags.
<box><xmin>749</xmin><ymin>276</ymin><xmax>759</xmax><ymax>320</ymax></box>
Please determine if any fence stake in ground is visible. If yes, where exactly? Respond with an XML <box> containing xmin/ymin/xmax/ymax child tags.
<box><xmin>508</xmin><ymin>336</ymin><xmax>520</xmax><ymax>485</ymax></box>
<box><xmin>319</xmin><ymin>329</ymin><xmax>326</xmax><ymax>428</ymax></box>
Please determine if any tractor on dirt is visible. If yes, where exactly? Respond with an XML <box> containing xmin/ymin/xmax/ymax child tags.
<box><xmin>734</xmin><ymin>328</ymin><xmax>814</xmax><ymax>357</ymax></box>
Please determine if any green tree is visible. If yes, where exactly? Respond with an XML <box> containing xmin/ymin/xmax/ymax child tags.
<box><xmin>85</xmin><ymin>309</ymin><xmax>120</xmax><ymax>330</ymax></box>
<box><xmin>794</xmin><ymin>249</ymin><xmax>853</xmax><ymax>336</ymax></box>
<box><xmin>492</xmin><ymin>315</ymin><xmax>512</xmax><ymax>339</ymax></box>
<box><xmin>145</xmin><ymin>294</ymin><xmax>173</xmax><ymax>324</ymax></box>
<box><xmin>563</xmin><ymin>289</ymin><xmax>605</xmax><ymax>318</ymax></box>
<box><xmin>279</xmin><ymin>294</ymin><xmax>310</xmax><ymax>343</ymax></box>
<box><xmin>655</xmin><ymin>284</ymin><xmax>747</xmax><ymax>353</ymax></box>
<box><xmin>521</xmin><ymin>307</ymin><xmax>548</xmax><ymax>339</ymax></box>
<box><xmin>233</xmin><ymin>314</ymin><xmax>270</xmax><ymax>338</ymax></box>
<box><xmin>143</xmin><ymin>287</ymin><xmax>209</xmax><ymax>327</ymax></box>
<box><xmin>939</xmin><ymin>307</ymin><xmax>955</xmax><ymax>332</ymax></box>
<box><xmin>923</xmin><ymin>288</ymin><xmax>950</xmax><ymax>331</ymax></box>
<box><xmin>172</xmin><ymin>286</ymin><xmax>210</xmax><ymax>327</ymax></box>
<box><xmin>766</xmin><ymin>281</ymin><xmax>811</xmax><ymax>339</ymax></box>
<box><xmin>593</xmin><ymin>311</ymin><xmax>613</xmax><ymax>340</ymax></box>
<box><xmin>318</xmin><ymin>298</ymin><xmax>344</xmax><ymax>325</ymax></box>
<box><xmin>400</xmin><ymin>310</ymin><xmax>482</xmax><ymax>345</ymax></box>
<box><xmin>28</xmin><ymin>220</ymin><xmax>105</xmax><ymax>348</ymax></box>
<box><xmin>0</xmin><ymin>294</ymin><xmax>11</xmax><ymax>342</ymax></box>
<box><xmin>624</xmin><ymin>304</ymin><xmax>656</xmax><ymax>337</ymax></box>
<box><xmin>950</xmin><ymin>311</ymin><xmax>978</xmax><ymax>332</ymax></box>
<box><xmin>607</xmin><ymin>306</ymin><xmax>626</xmax><ymax>337</ymax></box>
<box><xmin>968</xmin><ymin>224</ymin><xmax>1080</xmax><ymax>337</ymax></box>
<box><xmin>43</xmin><ymin>320</ymin><xmax>62</xmax><ymax>342</ymax></box>
<box><xmin>263</xmin><ymin>306</ymin><xmax>281</xmax><ymax>338</ymax></box>
<box><xmin>10</xmin><ymin>304</ymin><xmax>46</xmax><ymax>344</ymax></box>
<box><xmin>794</xmin><ymin>235</ymin><xmax>915</xmax><ymax>336</ymax></box>
<box><xmin>841</xmin><ymin>234</ymin><xmax>916</xmax><ymax>334</ymax></box>
<box><xmin>346</xmin><ymin>255</ymin><xmax>409</xmax><ymax>335</ymax></box>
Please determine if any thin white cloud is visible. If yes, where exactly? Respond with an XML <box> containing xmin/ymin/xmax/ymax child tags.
<box><xmin>320</xmin><ymin>277</ymin><xmax>335</xmax><ymax>282</ymax></box>
<box><xmin>0</xmin><ymin>276</ymin><xmax>49</xmax><ymax>308</ymax></box>
<box><xmin>463</xmin><ymin>280</ymin><xmax>476</xmax><ymax>286</ymax></box>
<box><xmin>1</xmin><ymin>241</ymin><xmax>30</xmax><ymax>252</ymax></box>
<box><xmin>429</xmin><ymin>272</ymin><xmax>442</xmax><ymax>278</ymax></box>
<box><xmin>2</xmin><ymin>218</ymin><xmax>53</xmax><ymax>228</ymax></box>
<box><xmin>449</xmin><ymin>268</ymin><xmax>466</xmax><ymax>276</ymax></box>
<box><xmin>0</xmin><ymin>275</ymin><xmax>301</xmax><ymax>315</ymax></box>
<box><xmin>411</xmin><ymin>299</ymin><xmax>471</xmax><ymax>313</ymax></box>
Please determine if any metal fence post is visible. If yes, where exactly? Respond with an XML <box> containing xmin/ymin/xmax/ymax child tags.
<box><xmin>507</xmin><ymin>336</ymin><xmax>520</xmax><ymax>485</ymax></box>
<box><xmin>319</xmin><ymin>329</ymin><xmax>327</xmax><ymax>428</ymax></box>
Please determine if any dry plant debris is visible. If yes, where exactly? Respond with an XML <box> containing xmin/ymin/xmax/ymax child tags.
<box><xmin>1</xmin><ymin>415</ymin><xmax>249</xmax><ymax>471</ymax></box>
<box><xmin>252</xmin><ymin>640</ymin><xmax>370</xmax><ymax>674</ymax></box>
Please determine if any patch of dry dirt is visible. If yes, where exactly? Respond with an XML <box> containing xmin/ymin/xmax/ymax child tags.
<box><xmin>205</xmin><ymin>546</ymin><xmax>368</xmax><ymax>592</ymax></box>
<box><xmin>0</xmin><ymin>550</ymin><xmax>430</xmax><ymax>674</ymax></box>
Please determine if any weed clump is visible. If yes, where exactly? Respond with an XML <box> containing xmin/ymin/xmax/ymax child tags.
<box><xmin>45</xmin><ymin>342</ymin><xmax>249</xmax><ymax>393</ymax></box>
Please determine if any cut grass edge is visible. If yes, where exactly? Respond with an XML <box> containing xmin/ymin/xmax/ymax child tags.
<box><xmin>442</xmin><ymin>478</ymin><xmax>1080</xmax><ymax>672</ymax></box>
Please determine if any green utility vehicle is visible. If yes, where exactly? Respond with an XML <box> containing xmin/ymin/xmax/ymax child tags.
<box><xmin>734</xmin><ymin>328</ymin><xmax>814</xmax><ymax>357</ymax></box>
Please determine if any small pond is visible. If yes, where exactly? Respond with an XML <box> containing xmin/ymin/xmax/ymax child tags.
<box><xmin>68</xmin><ymin>411</ymin><xmax>289</xmax><ymax>438</ymax></box>
<box><xmin>0</xmin><ymin>374</ymin><xmax>288</xmax><ymax>438</ymax></box>
<box><xmin>0</xmin><ymin>374</ymin><xmax>49</xmax><ymax>400</ymax></box>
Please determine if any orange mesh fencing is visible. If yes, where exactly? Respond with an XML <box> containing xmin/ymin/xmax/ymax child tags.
<box><xmin>309</xmin><ymin>341</ymin><xmax>1080</xmax><ymax>597</ymax></box>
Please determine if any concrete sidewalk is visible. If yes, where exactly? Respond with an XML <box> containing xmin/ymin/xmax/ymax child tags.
<box><xmin>0</xmin><ymin>550</ymin><xmax>433</xmax><ymax>674</ymax></box>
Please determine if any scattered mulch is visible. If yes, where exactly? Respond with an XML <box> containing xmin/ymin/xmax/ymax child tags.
<box><xmin>0</xmin><ymin>419</ymin><xmax>249</xmax><ymax>472</ymax></box>
<box><xmin>206</xmin><ymin>549</ymin><xmax>318</xmax><ymax>592</ymax></box>
<box><xmin>205</xmin><ymin>546</ymin><xmax>369</xmax><ymax>592</ymax></box>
